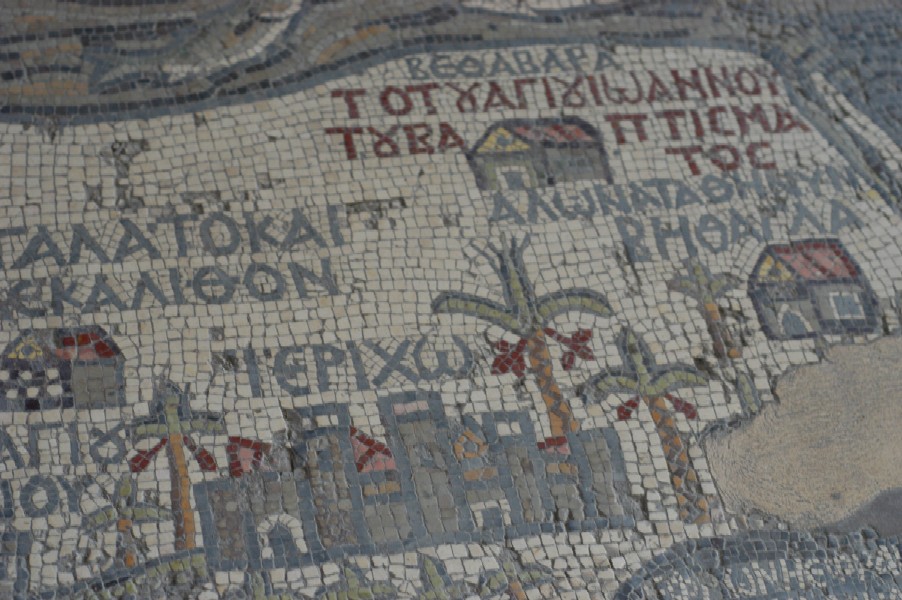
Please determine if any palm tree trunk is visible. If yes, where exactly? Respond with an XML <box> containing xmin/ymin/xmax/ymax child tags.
<box><xmin>117</xmin><ymin>518</ymin><xmax>137</xmax><ymax>568</ymax></box>
<box><xmin>703</xmin><ymin>302</ymin><xmax>740</xmax><ymax>359</ymax></box>
<box><xmin>527</xmin><ymin>328</ymin><xmax>578</xmax><ymax>438</ymax></box>
<box><xmin>644</xmin><ymin>396</ymin><xmax>714</xmax><ymax>524</ymax></box>
<box><xmin>508</xmin><ymin>581</ymin><xmax>528</xmax><ymax>600</ymax></box>
<box><xmin>167</xmin><ymin>435</ymin><xmax>196</xmax><ymax>550</ymax></box>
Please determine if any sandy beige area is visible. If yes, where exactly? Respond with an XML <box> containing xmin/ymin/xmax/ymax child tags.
<box><xmin>707</xmin><ymin>336</ymin><xmax>902</xmax><ymax>529</ymax></box>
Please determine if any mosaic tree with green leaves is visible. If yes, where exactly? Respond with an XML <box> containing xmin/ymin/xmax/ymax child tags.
<box><xmin>586</xmin><ymin>327</ymin><xmax>718</xmax><ymax>524</ymax></box>
<box><xmin>477</xmin><ymin>554</ymin><xmax>554</xmax><ymax>600</ymax></box>
<box><xmin>433</xmin><ymin>236</ymin><xmax>611</xmax><ymax>440</ymax></box>
<box><xmin>127</xmin><ymin>381</ymin><xmax>225</xmax><ymax>551</ymax></box>
<box><xmin>416</xmin><ymin>554</ymin><xmax>554</xmax><ymax>600</ymax></box>
<box><xmin>314</xmin><ymin>564</ymin><xmax>398</xmax><ymax>599</ymax></box>
<box><xmin>83</xmin><ymin>474</ymin><xmax>171</xmax><ymax>569</ymax></box>
<box><xmin>668</xmin><ymin>260</ymin><xmax>741</xmax><ymax>360</ymax></box>
<box><xmin>238</xmin><ymin>573</ymin><xmax>293</xmax><ymax>600</ymax></box>
<box><xmin>418</xmin><ymin>556</ymin><xmax>470</xmax><ymax>600</ymax></box>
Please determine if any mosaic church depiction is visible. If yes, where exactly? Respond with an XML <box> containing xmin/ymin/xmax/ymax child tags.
<box><xmin>0</xmin><ymin>0</ymin><xmax>901</xmax><ymax>598</ymax></box>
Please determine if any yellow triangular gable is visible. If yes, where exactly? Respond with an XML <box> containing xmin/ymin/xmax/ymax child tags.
<box><xmin>476</xmin><ymin>127</ymin><xmax>531</xmax><ymax>153</ymax></box>
<box><xmin>757</xmin><ymin>255</ymin><xmax>794</xmax><ymax>282</ymax></box>
<box><xmin>6</xmin><ymin>336</ymin><xmax>45</xmax><ymax>360</ymax></box>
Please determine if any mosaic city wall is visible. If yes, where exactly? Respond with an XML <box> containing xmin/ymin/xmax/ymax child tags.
<box><xmin>0</xmin><ymin>1</ymin><xmax>901</xmax><ymax>598</ymax></box>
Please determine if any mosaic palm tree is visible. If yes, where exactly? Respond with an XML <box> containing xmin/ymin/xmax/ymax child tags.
<box><xmin>84</xmin><ymin>474</ymin><xmax>171</xmax><ymax>569</ymax></box>
<box><xmin>314</xmin><ymin>564</ymin><xmax>398</xmax><ymax>599</ymax></box>
<box><xmin>433</xmin><ymin>236</ymin><xmax>611</xmax><ymax>440</ymax></box>
<box><xmin>668</xmin><ymin>260</ymin><xmax>741</xmax><ymax>360</ymax></box>
<box><xmin>417</xmin><ymin>553</ymin><xmax>553</xmax><ymax>600</ymax></box>
<box><xmin>586</xmin><ymin>327</ymin><xmax>718</xmax><ymax>524</ymax></box>
<box><xmin>240</xmin><ymin>573</ymin><xmax>293</xmax><ymax>600</ymax></box>
<box><xmin>128</xmin><ymin>381</ymin><xmax>225</xmax><ymax>551</ymax></box>
<box><xmin>419</xmin><ymin>556</ymin><xmax>469</xmax><ymax>600</ymax></box>
<box><xmin>477</xmin><ymin>553</ymin><xmax>554</xmax><ymax>600</ymax></box>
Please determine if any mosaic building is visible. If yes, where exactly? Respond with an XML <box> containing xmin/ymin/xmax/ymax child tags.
<box><xmin>0</xmin><ymin>327</ymin><xmax>123</xmax><ymax>411</ymax></box>
<box><xmin>467</xmin><ymin>118</ymin><xmax>613</xmax><ymax>190</ymax></box>
<box><xmin>748</xmin><ymin>239</ymin><xmax>881</xmax><ymax>339</ymax></box>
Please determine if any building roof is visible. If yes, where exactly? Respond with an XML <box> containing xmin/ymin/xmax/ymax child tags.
<box><xmin>2</xmin><ymin>327</ymin><xmax>122</xmax><ymax>365</ymax></box>
<box><xmin>470</xmin><ymin>117</ymin><xmax>602</xmax><ymax>155</ymax></box>
<box><xmin>751</xmin><ymin>239</ymin><xmax>860</xmax><ymax>284</ymax></box>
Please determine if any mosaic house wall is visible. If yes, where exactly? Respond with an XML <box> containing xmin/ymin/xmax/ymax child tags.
<box><xmin>0</xmin><ymin>0</ymin><xmax>901</xmax><ymax>598</ymax></box>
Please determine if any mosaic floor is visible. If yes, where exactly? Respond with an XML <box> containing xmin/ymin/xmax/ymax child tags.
<box><xmin>0</xmin><ymin>0</ymin><xmax>901</xmax><ymax>597</ymax></box>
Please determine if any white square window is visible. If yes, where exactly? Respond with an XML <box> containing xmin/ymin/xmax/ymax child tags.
<box><xmin>829</xmin><ymin>291</ymin><xmax>865</xmax><ymax>319</ymax></box>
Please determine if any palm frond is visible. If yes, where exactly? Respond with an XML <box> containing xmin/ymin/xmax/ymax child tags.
<box><xmin>133</xmin><ymin>423</ymin><xmax>168</xmax><ymax>438</ymax></box>
<box><xmin>536</xmin><ymin>288</ymin><xmax>612</xmax><ymax>321</ymax></box>
<box><xmin>480</xmin><ymin>560</ymin><xmax>553</xmax><ymax>595</ymax></box>
<box><xmin>188</xmin><ymin>419</ymin><xmax>227</xmax><ymax>434</ymax></box>
<box><xmin>113</xmin><ymin>474</ymin><xmax>135</xmax><ymax>503</ymax></box>
<box><xmin>432</xmin><ymin>291</ymin><xmax>521</xmax><ymax>332</ymax></box>
<box><xmin>708</xmin><ymin>273</ymin><xmax>740</xmax><ymax>299</ymax></box>
<box><xmin>667</xmin><ymin>275</ymin><xmax>702</xmax><ymax>299</ymax></box>
<box><xmin>469</xmin><ymin>240</ymin><xmax>502</xmax><ymax>280</ymax></box>
<box><xmin>586</xmin><ymin>371</ymin><xmax>639</xmax><ymax>400</ymax></box>
<box><xmin>84</xmin><ymin>507</ymin><xmax>119</xmax><ymax>530</ymax></box>
<box><xmin>314</xmin><ymin>566</ymin><xmax>398</xmax><ymax>600</ymax></box>
<box><xmin>647</xmin><ymin>366</ymin><xmax>709</xmax><ymax>396</ymax></box>
<box><xmin>498</xmin><ymin>236</ymin><xmax>537</xmax><ymax>322</ymax></box>
<box><xmin>669</xmin><ymin>260</ymin><xmax>738</xmax><ymax>301</ymax></box>
<box><xmin>419</xmin><ymin>556</ymin><xmax>468</xmax><ymax>600</ymax></box>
